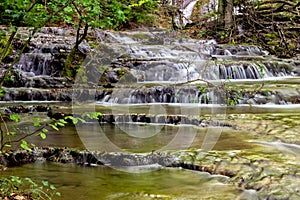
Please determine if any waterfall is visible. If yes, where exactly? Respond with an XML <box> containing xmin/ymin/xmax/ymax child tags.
<box><xmin>100</xmin><ymin>86</ymin><xmax>227</xmax><ymax>104</ymax></box>
<box><xmin>17</xmin><ymin>51</ymin><xmax>60</xmax><ymax>77</ymax></box>
<box><xmin>5</xmin><ymin>28</ymin><xmax>297</xmax><ymax>104</ymax></box>
<box><xmin>182</xmin><ymin>0</ymin><xmax>199</xmax><ymax>26</ymax></box>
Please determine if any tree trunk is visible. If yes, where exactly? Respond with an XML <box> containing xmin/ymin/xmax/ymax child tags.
<box><xmin>218</xmin><ymin>0</ymin><xmax>233</xmax><ymax>28</ymax></box>
<box><xmin>224</xmin><ymin>0</ymin><xmax>233</xmax><ymax>28</ymax></box>
<box><xmin>218</xmin><ymin>0</ymin><xmax>225</xmax><ymax>25</ymax></box>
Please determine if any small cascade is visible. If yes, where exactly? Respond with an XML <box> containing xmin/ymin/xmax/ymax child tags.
<box><xmin>181</xmin><ymin>0</ymin><xmax>199</xmax><ymax>26</ymax></box>
<box><xmin>16</xmin><ymin>43</ymin><xmax>72</xmax><ymax>77</ymax></box>
<box><xmin>217</xmin><ymin>63</ymin><xmax>271</xmax><ymax>79</ymax></box>
<box><xmin>17</xmin><ymin>52</ymin><xmax>54</xmax><ymax>76</ymax></box>
<box><xmin>206</xmin><ymin>44</ymin><xmax>269</xmax><ymax>56</ymax></box>
<box><xmin>97</xmin><ymin>83</ymin><xmax>300</xmax><ymax>105</ymax></box>
<box><xmin>101</xmin><ymin>31</ymin><xmax>137</xmax><ymax>44</ymax></box>
<box><xmin>164</xmin><ymin>0</ymin><xmax>201</xmax><ymax>27</ymax></box>
<box><xmin>124</xmin><ymin>60</ymin><xmax>291</xmax><ymax>82</ymax></box>
<box><xmin>100</xmin><ymin>86</ymin><xmax>227</xmax><ymax>104</ymax></box>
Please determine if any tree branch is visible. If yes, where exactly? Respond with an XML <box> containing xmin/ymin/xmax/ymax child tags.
<box><xmin>2</xmin><ymin>126</ymin><xmax>46</xmax><ymax>148</ymax></box>
<box><xmin>71</xmin><ymin>1</ymin><xmax>89</xmax><ymax>50</ymax></box>
<box><xmin>0</xmin><ymin>28</ymin><xmax>18</xmax><ymax>63</ymax></box>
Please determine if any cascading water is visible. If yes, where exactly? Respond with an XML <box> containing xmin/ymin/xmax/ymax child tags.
<box><xmin>17</xmin><ymin>52</ymin><xmax>55</xmax><ymax>76</ymax></box>
<box><xmin>1</xmin><ymin>28</ymin><xmax>298</xmax><ymax>104</ymax></box>
<box><xmin>92</xmin><ymin>31</ymin><xmax>297</xmax><ymax>105</ymax></box>
<box><xmin>101</xmin><ymin>33</ymin><xmax>293</xmax><ymax>82</ymax></box>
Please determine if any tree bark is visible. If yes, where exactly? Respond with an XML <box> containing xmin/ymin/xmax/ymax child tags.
<box><xmin>218</xmin><ymin>0</ymin><xmax>233</xmax><ymax>28</ymax></box>
<box><xmin>218</xmin><ymin>0</ymin><xmax>225</xmax><ymax>25</ymax></box>
<box><xmin>224</xmin><ymin>0</ymin><xmax>233</xmax><ymax>28</ymax></box>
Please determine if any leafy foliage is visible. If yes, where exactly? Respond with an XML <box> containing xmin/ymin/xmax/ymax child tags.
<box><xmin>0</xmin><ymin>0</ymin><xmax>66</xmax><ymax>27</ymax></box>
<box><xmin>0</xmin><ymin>176</ymin><xmax>60</xmax><ymax>200</ymax></box>
<box><xmin>0</xmin><ymin>0</ymin><xmax>159</xmax><ymax>30</ymax></box>
<box><xmin>82</xmin><ymin>112</ymin><xmax>102</xmax><ymax>120</ymax></box>
<box><xmin>127</xmin><ymin>0</ymin><xmax>158</xmax><ymax>25</ymax></box>
<box><xmin>0</xmin><ymin>113</ymin><xmax>71</xmax><ymax>152</ymax></box>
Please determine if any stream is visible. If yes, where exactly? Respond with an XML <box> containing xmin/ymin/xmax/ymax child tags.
<box><xmin>1</xmin><ymin>28</ymin><xmax>300</xmax><ymax>199</ymax></box>
<box><xmin>4</xmin><ymin>162</ymin><xmax>243</xmax><ymax>200</ymax></box>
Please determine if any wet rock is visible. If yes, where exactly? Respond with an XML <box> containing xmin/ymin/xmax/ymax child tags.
<box><xmin>0</xmin><ymin>88</ymin><xmax>74</xmax><ymax>101</ymax></box>
<box><xmin>254</xmin><ymin>94</ymin><xmax>267</xmax><ymax>104</ymax></box>
<box><xmin>246</xmin><ymin>98</ymin><xmax>257</xmax><ymax>105</ymax></box>
<box><xmin>277</xmin><ymin>89</ymin><xmax>300</xmax><ymax>104</ymax></box>
<box><xmin>47</xmin><ymin>110</ymin><xmax>72</xmax><ymax>120</ymax></box>
<box><xmin>1</xmin><ymin>105</ymin><xmax>50</xmax><ymax>114</ymax></box>
<box><xmin>1</xmin><ymin>28</ymin><xmax>297</xmax><ymax>105</ymax></box>
<box><xmin>2</xmin><ymin>69</ymin><xmax>73</xmax><ymax>88</ymax></box>
<box><xmin>1</xmin><ymin>147</ymin><xmax>175</xmax><ymax>168</ymax></box>
<box><xmin>3</xmin><ymin>150</ymin><xmax>37</xmax><ymax>167</ymax></box>
<box><xmin>45</xmin><ymin>110</ymin><xmax>234</xmax><ymax>127</ymax></box>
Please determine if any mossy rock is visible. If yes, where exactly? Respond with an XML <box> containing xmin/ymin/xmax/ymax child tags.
<box><xmin>267</xmin><ymin>41</ymin><xmax>279</xmax><ymax>46</ymax></box>
<box><xmin>265</xmin><ymin>33</ymin><xmax>277</xmax><ymax>39</ymax></box>
<box><xmin>63</xmin><ymin>48</ymin><xmax>86</xmax><ymax>79</ymax></box>
<box><xmin>116</xmin><ymin>68</ymin><xmax>128</xmax><ymax>77</ymax></box>
<box><xmin>132</xmin><ymin>33</ymin><xmax>151</xmax><ymax>40</ymax></box>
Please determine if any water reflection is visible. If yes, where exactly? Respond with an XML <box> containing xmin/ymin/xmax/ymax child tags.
<box><xmin>24</xmin><ymin>123</ymin><xmax>254</xmax><ymax>153</ymax></box>
<box><xmin>3</xmin><ymin>162</ymin><xmax>242</xmax><ymax>200</ymax></box>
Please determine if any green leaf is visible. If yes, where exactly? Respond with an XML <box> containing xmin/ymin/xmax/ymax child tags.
<box><xmin>7</xmin><ymin>131</ymin><xmax>16</xmax><ymax>136</ymax></box>
<box><xmin>59</xmin><ymin>119</ymin><xmax>68</xmax><ymax>124</ymax></box>
<box><xmin>49</xmin><ymin>124</ymin><xmax>59</xmax><ymax>131</ymax></box>
<box><xmin>78</xmin><ymin>118</ymin><xmax>86</xmax><ymax>123</ymax></box>
<box><xmin>34</xmin><ymin>121</ymin><xmax>41</xmax><ymax>127</ymax></box>
<box><xmin>25</xmin><ymin>177</ymin><xmax>38</xmax><ymax>187</ymax></box>
<box><xmin>56</xmin><ymin>122</ymin><xmax>65</xmax><ymax>127</ymax></box>
<box><xmin>20</xmin><ymin>140</ymin><xmax>31</xmax><ymax>151</ymax></box>
<box><xmin>42</xmin><ymin>128</ymin><xmax>48</xmax><ymax>133</ymax></box>
<box><xmin>65</xmin><ymin>116</ymin><xmax>78</xmax><ymax>124</ymax></box>
<box><xmin>42</xmin><ymin>180</ymin><xmax>48</xmax><ymax>186</ymax></box>
<box><xmin>10</xmin><ymin>114</ymin><xmax>20</xmax><ymax>122</ymax></box>
<box><xmin>82</xmin><ymin>112</ymin><xmax>102</xmax><ymax>120</ymax></box>
<box><xmin>38</xmin><ymin>132</ymin><xmax>47</xmax><ymax>139</ymax></box>
<box><xmin>50</xmin><ymin>184</ymin><xmax>56</xmax><ymax>190</ymax></box>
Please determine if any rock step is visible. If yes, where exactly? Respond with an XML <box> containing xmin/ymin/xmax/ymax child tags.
<box><xmin>1</xmin><ymin>147</ymin><xmax>235</xmax><ymax>178</ymax></box>
<box><xmin>1</xmin><ymin>84</ymin><xmax>299</xmax><ymax>104</ymax></box>
<box><xmin>47</xmin><ymin>111</ymin><xmax>233</xmax><ymax>127</ymax></box>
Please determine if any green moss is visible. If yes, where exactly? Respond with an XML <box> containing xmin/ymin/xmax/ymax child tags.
<box><xmin>0</xmin><ymin>37</ymin><xmax>13</xmax><ymax>61</ymax></box>
<box><xmin>98</xmin><ymin>65</ymin><xmax>108</xmax><ymax>71</ymax></box>
<box><xmin>76</xmin><ymin>65</ymin><xmax>87</xmax><ymax>83</ymax></box>
<box><xmin>267</xmin><ymin>41</ymin><xmax>279</xmax><ymax>45</ymax></box>
<box><xmin>63</xmin><ymin>48</ymin><xmax>86</xmax><ymax>79</ymax></box>
<box><xmin>133</xmin><ymin>33</ymin><xmax>150</xmax><ymax>40</ymax></box>
<box><xmin>265</xmin><ymin>33</ymin><xmax>277</xmax><ymax>39</ymax></box>
<box><xmin>99</xmin><ymin>72</ymin><xmax>108</xmax><ymax>84</ymax></box>
<box><xmin>288</xmin><ymin>43</ymin><xmax>296</xmax><ymax>49</ymax></box>
<box><xmin>276</xmin><ymin>47</ymin><xmax>284</xmax><ymax>52</ymax></box>
<box><xmin>116</xmin><ymin>68</ymin><xmax>127</xmax><ymax>77</ymax></box>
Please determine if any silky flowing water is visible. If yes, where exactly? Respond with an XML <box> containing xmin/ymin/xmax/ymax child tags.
<box><xmin>1</xmin><ymin>29</ymin><xmax>299</xmax><ymax>199</ymax></box>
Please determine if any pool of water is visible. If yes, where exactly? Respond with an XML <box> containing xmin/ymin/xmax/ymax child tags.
<box><xmin>11</xmin><ymin>116</ymin><xmax>255</xmax><ymax>153</ymax></box>
<box><xmin>2</xmin><ymin>104</ymin><xmax>300</xmax><ymax>200</ymax></box>
<box><xmin>2</xmin><ymin>162</ymin><xmax>244</xmax><ymax>200</ymax></box>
